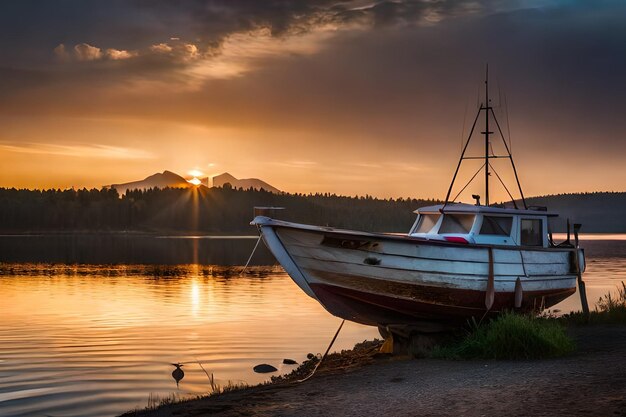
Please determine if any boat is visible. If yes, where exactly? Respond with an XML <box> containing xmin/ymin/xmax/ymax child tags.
<box><xmin>252</xmin><ymin>72</ymin><xmax>585</xmax><ymax>331</ymax></box>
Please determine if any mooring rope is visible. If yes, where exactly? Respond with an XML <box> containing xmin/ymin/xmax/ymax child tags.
<box><xmin>239</xmin><ymin>233</ymin><xmax>262</xmax><ymax>276</ymax></box>
<box><xmin>296</xmin><ymin>319</ymin><xmax>345</xmax><ymax>383</ymax></box>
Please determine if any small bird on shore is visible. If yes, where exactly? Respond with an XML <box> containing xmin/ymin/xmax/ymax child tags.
<box><xmin>171</xmin><ymin>363</ymin><xmax>184</xmax><ymax>387</ymax></box>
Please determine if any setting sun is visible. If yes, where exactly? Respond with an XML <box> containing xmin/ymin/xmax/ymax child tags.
<box><xmin>188</xmin><ymin>177</ymin><xmax>202</xmax><ymax>186</ymax></box>
<box><xmin>188</xmin><ymin>169</ymin><xmax>204</xmax><ymax>178</ymax></box>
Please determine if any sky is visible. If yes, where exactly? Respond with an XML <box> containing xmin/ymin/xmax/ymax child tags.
<box><xmin>0</xmin><ymin>0</ymin><xmax>625</xmax><ymax>201</ymax></box>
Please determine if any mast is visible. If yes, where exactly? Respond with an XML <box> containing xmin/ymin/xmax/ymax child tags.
<box><xmin>442</xmin><ymin>67</ymin><xmax>527</xmax><ymax>210</ymax></box>
<box><xmin>482</xmin><ymin>65</ymin><xmax>492</xmax><ymax>206</ymax></box>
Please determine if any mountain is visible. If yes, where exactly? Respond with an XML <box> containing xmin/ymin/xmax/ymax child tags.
<box><xmin>212</xmin><ymin>172</ymin><xmax>280</xmax><ymax>193</ymax></box>
<box><xmin>106</xmin><ymin>170</ymin><xmax>279</xmax><ymax>195</ymax></box>
<box><xmin>108</xmin><ymin>170</ymin><xmax>193</xmax><ymax>195</ymax></box>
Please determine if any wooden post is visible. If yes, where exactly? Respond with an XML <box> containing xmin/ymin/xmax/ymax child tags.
<box><xmin>514</xmin><ymin>277</ymin><xmax>523</xmax><ymax>308</ymax></box>
<box><xmin>485</xmin><ymin>248</ymin><xmax>495</xmax><ymax>310</ymax></box>
<box><xmin>573</xmin><ymin>223</ymin><xmax>589</xmax><ymax>316</ymax></box>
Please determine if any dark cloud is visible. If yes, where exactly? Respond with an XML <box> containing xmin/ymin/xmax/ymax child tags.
<box><xmin>0</xmin><ymin>1</ymin><xmax>495</xmax><ymax>69</ymax></box>
<box><xmin>134</xmin><ymin>0</ymin><xmax>341</xmax><ymax>37</ymax></box>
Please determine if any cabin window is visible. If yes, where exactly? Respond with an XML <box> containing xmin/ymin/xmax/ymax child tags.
<box><xmin>439</xmin><ymin>214</ymin><xmax>475</xmax><ymax>234</ymax></box>
<box><xmin>480</xmin><ymin>216</ymin><xmax>513</xmax><ymax>236</ymax></box>
<box><xmin>415</xmin><ymin>214</ymin><xmax>441</xmax><ymax>233</ymax></box>
<box><xmin>521</xmin><ymin>219</ymin><xmax>543</xmax><ymax>246</ymax></box>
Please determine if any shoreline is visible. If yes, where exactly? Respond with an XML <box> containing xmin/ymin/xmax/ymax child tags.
<box><xmin>0</xmin><ymin>231</ymin><xmax>259</xmax><ymax>237</ymax></box>
<box><xmin>123</xmin><ymin>325</ymin><xmax>626</xmax><ymax>417</ymax></box>
<box><xmin>1</xmin><ymin>231</ymin><xmax>625</xmax><ymax>238</ymax></box>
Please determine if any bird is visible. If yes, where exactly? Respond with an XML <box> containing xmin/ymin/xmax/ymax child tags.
<box><xmin>171</xmin><ymin>363</ymin><xmax>184</xmax><ymax>387</ymax></box>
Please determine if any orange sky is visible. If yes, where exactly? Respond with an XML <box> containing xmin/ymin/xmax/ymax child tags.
<box><xmin>0</xmin><ymin>1</ymin><xmax>624</xmax><ymax>201</ymax></box>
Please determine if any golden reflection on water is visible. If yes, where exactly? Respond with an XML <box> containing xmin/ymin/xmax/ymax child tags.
<box><xmin>0</xmin><ymin>264</ymin><xmax>377</xmax><ymax>417</ymax></box>
<box><xmin>191</xmin><ymin>279</ymin><xmax>200</xmax><ymax>317</ymax></box>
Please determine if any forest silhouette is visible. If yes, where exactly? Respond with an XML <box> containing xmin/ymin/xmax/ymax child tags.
<box><xmin>0</xmin><ymin>186</ymin><xmax>623</xmax><ymax>233</ymax></box>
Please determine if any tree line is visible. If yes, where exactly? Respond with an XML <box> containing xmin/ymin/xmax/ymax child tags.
<box><xmin>0</xmin><ymin>186</ymin><xmax>439</xmax><ymax>233</ymax></box>
<box><xmin>1</xmin><ymin>187</ymin><xmax>623</xmax><ymax>233</ymax></box>
<box><xmin>525</xmin><ymin>192</ymin><xmax>626</xmax><ymax>233</ymax></box>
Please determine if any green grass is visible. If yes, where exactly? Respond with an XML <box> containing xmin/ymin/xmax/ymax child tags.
<box><xmin>563</xmin><ymin>281</ymin><xmax>626</xmax><ymax>325</ymax></box>
<box><xmin>431</xmin><ymin>312</ymin><xmax>575</xmax><ymax>360</ymax></box>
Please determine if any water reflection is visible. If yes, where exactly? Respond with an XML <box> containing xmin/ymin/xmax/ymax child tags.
<box><xmin>0</xmin><ymin>264</ymin><xmax>377</xmax><ymax>417</ymax></box>
<box><xmin>551</xmin><ymin>239</ymin><xmax>626</xmax><ymax>312</ymax></box>
<box><xmin>0</xmin><ymin>234</ymin><xmax>275</xmax><ymax>265</ymax></box>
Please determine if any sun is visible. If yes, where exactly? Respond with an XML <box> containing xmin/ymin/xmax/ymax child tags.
<box><xmin>188</xmin><ymin>177</ymin><xmax>202</xmax><ymax>186</ymax></box>
<box><xmin>188</xmin><ymin>169</ymin><xmax>204</xmax><ymax>177</ymax></box>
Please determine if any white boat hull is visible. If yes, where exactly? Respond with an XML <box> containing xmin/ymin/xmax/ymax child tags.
<box><xmin>253</xmin><ymin>217</ymin><xmax>579</xmax><ymax>328</ymax></box>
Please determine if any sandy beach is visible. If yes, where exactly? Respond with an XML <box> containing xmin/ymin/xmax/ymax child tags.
<box><xmin>124</xmin><ymin>325</ymin><xmax>626</xmax><ymax>417</ymax></box>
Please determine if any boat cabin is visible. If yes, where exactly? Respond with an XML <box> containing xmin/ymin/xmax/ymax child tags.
<box><xmin>409</xmin><ymin>203</ymin><xmax>557</xmax><ymax>248</ymax></box>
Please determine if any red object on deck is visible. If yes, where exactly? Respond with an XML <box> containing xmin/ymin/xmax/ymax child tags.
<box><xmin>443</xmin><ymin>236</ymin><xmax>469</xmax><ymax>244</ymax></box>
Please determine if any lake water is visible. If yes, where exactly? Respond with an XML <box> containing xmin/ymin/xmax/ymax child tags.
<box><xmin>0</xmin><ymin>235</ymin><xmax>624</xmax><ymax>417</ymax></box>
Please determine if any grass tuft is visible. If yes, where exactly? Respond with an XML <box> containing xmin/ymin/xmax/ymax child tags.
<box><xmin>431</xmin><ymin>312</ymin><xmax>575</xmax><ymax>360</ymax></box>
<box><xmin>146</xmin><ymin>392</ymin><xmax>180</xmax><ymax>410</ymax></box>
<box><xmin>202</xmin><ymin>371</ymin><xmax>248</xmax><ymax>396</ymax></box>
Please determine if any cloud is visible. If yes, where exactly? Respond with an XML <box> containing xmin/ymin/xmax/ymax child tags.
<box><xmin>56</xmin><ymin>43</ymin><xmax>137</xmax><ymax>62</ymax></box>
<box><xmin>182</xmin><ymin>26</ymin><xmax>341</xmax><ymax>82</ymax></box>
<box><xmin>44</xmin><ymin>1</ymin><xmax>523</xmax><ymax>87</ymax></box>
<box><xmin>54</xmin><ymin>44</ymin><xmax>70</xmax><ymax>62</ymax></box>
<box><xmin>184</xmin><ymin>43</ymin><xmax>199</xmax><ymax>59</ymax></box>
<box><xmin>74</xmin><ymin>43</ymin><xmax>103</xmax><ymax>61</ymax></box>
<box><xmin>150</xmin><ymin>43</ymin><xmax>173</xmax><ymax>53</ymax></box>
<box><xmin>105</xmin><ymin>48</ymin><xmax>137</xmax><ymax>60</ymax></box>
<box><xmin>0</xmin><ymin>142</ymin><xmax>155</xmax><ymax>160</ymax></box>
<box><xmin>273</xmin><ymin>160</ymin><xmax>318</xmax><ymax>168</ymax></box>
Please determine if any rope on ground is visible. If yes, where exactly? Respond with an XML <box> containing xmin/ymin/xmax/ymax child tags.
<box><xmin>296</xmin><ymin>319</ymin><xmax>345</xmax><ymax>383</ymax></box>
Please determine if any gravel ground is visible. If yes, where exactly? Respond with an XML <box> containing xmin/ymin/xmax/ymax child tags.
<box><xmin>123</xmin><ymin>325</ymin><xmax>626</xmax><ymax>417</ymax></box>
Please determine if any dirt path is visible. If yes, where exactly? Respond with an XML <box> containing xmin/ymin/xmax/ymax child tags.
<box><xmin>124</xmin><ymin>326</ymin><xmax>626</xmax><ymax>417</ymax></box>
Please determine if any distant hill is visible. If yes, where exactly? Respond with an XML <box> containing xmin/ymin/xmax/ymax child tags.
<box><xmin>107</xmin><ymin>170</ymin><xmax>193</xmax><ymax>194</ymax></box>
<box><xmin>212</xmin><ymin>172</ymin><xmax>280</xmax><ymax>193</ymax></box>
<box><xmin>106</xmin><ymin>171</ymin><xmax>280</xmax><ymax>195</ymax></box>
<box><xmin>521</xmin><ymin>192</ymin><xmax>626</xmax><ymax>233</ymax></box>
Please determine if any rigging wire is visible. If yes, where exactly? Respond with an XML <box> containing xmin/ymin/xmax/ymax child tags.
<box><xmin>497</xmin><ymin>78</ymin><xmax>503</xmax><ymax>110</ymax></box>
<box><xmin>461</xmin><ymin>99</ymin><xmax>469</xmax><ymax>152</ymax></box>
<box><xmin>504</xmin><ymin>92</ymin><xmax>512</xmax><ymax>152</ymax></box>
<box><xmin>488</xmin><ymin>162</ymin><xmax>518</xmax><ymax>209</ymax></box>
<box><xmin>443</xmin><ymin>108</ymin><xmax>482</xmax><ymax>207</ymax></box>
<box><xmin>446</xmin><ymin>73</ymin><xmax>526</xmax><ymax>209</ymax></box>
<box><xmin>489</xmin><ymin>107</ymin><xmax>527</xmax><ymax>208</ymax></box>
<box><xmin>451</xmin><ymin>162</ymin><xmax>486</xmax><ymax>203</ymax></box>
